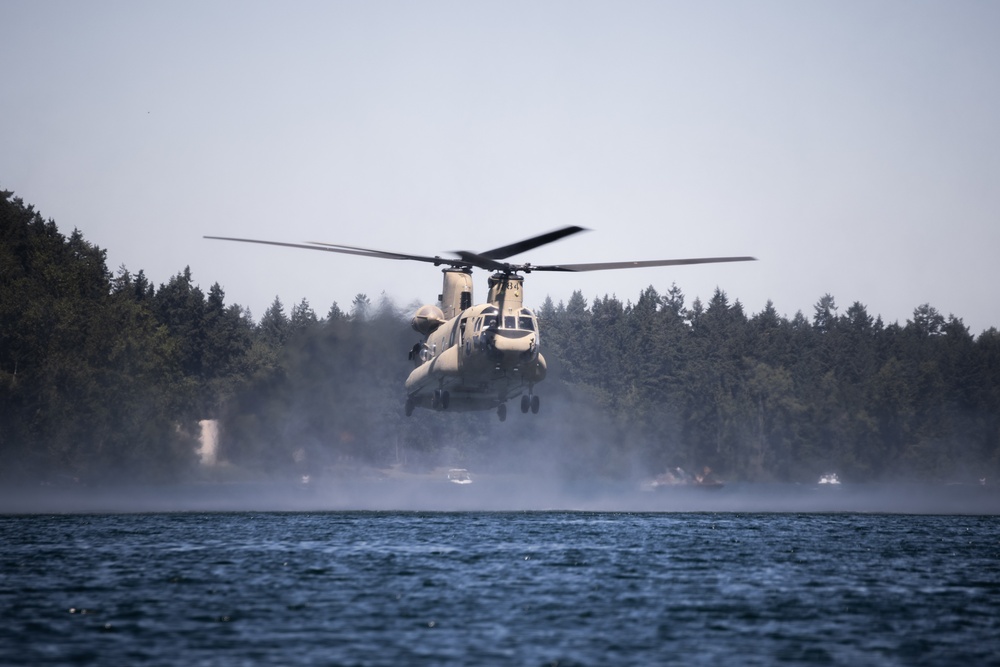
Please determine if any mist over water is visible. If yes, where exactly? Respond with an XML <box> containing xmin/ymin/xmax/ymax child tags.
<box><xmin>3</xmin><ymin>476</ymin><xmax>998</xmax><ymax>515</ymax></box>
<box><xmin>5</xmin><ymin>409</ymin><xmax>998</xmax><ymax>515</ymax></box>
<box><xmin>5</xmin><ymin>396</ymin><xmax>997</xmax><ymax>515</ymax></box>
<box><xmin>5</xmin><ymin>397</ymin><xmax>997</xmax><ymax>516</ymax></box>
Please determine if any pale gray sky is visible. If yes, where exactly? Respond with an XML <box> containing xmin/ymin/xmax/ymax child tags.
<box><xmin>4</xmin><ymin>1</ymin><xmax>999</xmax><ymax>333</ymax></box>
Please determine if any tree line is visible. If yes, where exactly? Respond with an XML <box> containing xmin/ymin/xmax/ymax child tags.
<box><xmin>539</xmin><ymin>288</ymin><xmax>999</xmax><ymax>483</ymax></box>
<box><xmin>2</xmin><ymin>190</ymin><xmax>998</xmax><ymax>485</ymax></box>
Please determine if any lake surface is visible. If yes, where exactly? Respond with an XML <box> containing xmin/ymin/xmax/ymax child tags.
<box><xmin>2</xmin><ymin>509</ymin><xmax>998</xmax><ymax>666</ymax></box>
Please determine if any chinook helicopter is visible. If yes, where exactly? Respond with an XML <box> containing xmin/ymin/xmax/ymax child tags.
<box><xmin>206</xmin><ymin>227</ymin><xmax>754</xmax><ymax>421</ymax></box>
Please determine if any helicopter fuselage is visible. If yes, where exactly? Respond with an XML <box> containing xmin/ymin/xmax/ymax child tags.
<box><xmin>404</xmin><ymin>271</ymin><xmax>546</xmax><ymax>420</ymax></box>
<box><xmin>405</xmin><ymin>302</ymin><xmax>546</xmax><ymax>415</ymax></box>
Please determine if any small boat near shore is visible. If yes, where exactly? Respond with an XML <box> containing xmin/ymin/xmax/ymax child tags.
<box><xmin>447</xmin><ymin>468</ymin><xmax>472</xmax><ymax>485</ymax></box>
<box><xmin>641</xmin><ymin>466</ymin><xmax>724</xmax><ymax>491</ymax></box>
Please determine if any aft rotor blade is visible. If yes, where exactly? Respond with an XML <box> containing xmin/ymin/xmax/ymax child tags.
<box><xmin>527</xmin><ymin>256</ymin><xmax>758</xmax><ymax>272</ymax></box>
<box><xmin>477</xmin><ymin>225</ymin><xmax>588</xmax><ymax>260</ymax></box>
<box><xmin>204</xmin><ymin>236</ymin><xmax>465</xmax><ymax>267</ymax></box>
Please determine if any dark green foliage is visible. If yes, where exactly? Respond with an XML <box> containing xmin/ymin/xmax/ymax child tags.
<box><xmin>1</xmin><ymin>192</ymin><xmax>196</xmax><ymax>483</ymax></box>
<box><xmin>535</xmin><ymin>292</ymin><xmax>1000</xmax><ymax>482</ymax></box>
<box><xmin>2</xmin><ymin>189</ymin><xmax>998</xmax><ymax>486</ymax></box>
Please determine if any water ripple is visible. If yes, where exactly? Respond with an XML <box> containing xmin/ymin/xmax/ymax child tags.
<box><xmin>1</xmin><ymin>512</ymin><xmax>998</xmax><ymax>665</ymax></box>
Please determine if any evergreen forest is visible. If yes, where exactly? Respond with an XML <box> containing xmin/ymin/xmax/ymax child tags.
<box><xmin>3</xmin><ymin>191</ymin><xmax>999</xmax><ymax>487</ymax></box>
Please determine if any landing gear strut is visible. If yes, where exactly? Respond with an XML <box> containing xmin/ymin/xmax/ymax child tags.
<box><xmin>497</xmin><ymin>403</ymin><xmax>507</xmax><ymax>422</ymax></box>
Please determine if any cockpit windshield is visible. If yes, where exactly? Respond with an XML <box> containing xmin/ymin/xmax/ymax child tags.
<box><xmin>481</xmin><ymin>307</ymin><xmax>536</xmax><ymax>331</ymax></box>
<box><xmin>477</xmin><ymin>306</ymin><xmax>499</xmax><ymax>330</ymax></box>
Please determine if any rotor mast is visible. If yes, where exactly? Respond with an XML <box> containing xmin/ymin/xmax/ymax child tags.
<box><xmin>487</xmin><ymin>273</ymin><xmax>524</xmax><ymax>314</ymax></box>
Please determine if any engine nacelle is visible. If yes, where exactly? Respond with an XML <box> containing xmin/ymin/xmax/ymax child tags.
<box><xmin>411</xmin><ymin>304</ymin><xmax>446</xmax><ymax>336</ymax></box>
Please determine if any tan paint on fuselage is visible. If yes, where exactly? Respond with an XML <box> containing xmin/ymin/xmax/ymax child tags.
<box><xmin>405</xmin><ymin>295</ymin><xmax>546</xmax><ymax>410</ymax></box>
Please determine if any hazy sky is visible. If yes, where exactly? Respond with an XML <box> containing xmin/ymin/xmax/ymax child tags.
<box><xmin>4</xmin><ymin>1</ymin><xmax>999</xmax><ymax>334</ymax></box>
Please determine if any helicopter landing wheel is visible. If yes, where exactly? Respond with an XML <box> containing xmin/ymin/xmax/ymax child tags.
<box><xmin>520</xmin><ymin>395</ymin><xmax>530</xmax><ymax>413</ymax></box>
<box><xmin>497</xmin><ymin>403</ymin><xmax>507</xmax><ymax>422</ymax></box>
<box><xmin>531</xmin><ymin>394</ymin><xmax>540</xmax><ymax>414</ymax></box>
<box><xmin>405</xmin><ymin>397</ymin><xmax>415</xmax><ymax>417</ymax></box>
<box><xmin>432</xmin><ymin>389</ymin><xmax>450</xmax><ymax>410</ymax></box>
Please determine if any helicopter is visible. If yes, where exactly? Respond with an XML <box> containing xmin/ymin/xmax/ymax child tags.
<box><xmin>205</xmin><ymin>226</ymin><xmax>755</xmax><ymax>421</ymax></box>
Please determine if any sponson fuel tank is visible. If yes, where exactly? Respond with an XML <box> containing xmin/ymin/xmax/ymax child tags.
<box><xmin>410</xmin><ymin>304</ymin><xmax>445</xmax><ymax>336</ymax></box>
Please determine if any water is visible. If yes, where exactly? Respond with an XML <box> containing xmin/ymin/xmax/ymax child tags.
<box><xmin>2</xmin><ymin>511</ymin><xmax>999</xmax><ymax>666</ymax></box>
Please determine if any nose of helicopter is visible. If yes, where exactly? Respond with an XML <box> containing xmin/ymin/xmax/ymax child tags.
<box><xmin>491</xmin><ymin>330</ymin><xmax>538</xmax><ymax>364</ymax></box>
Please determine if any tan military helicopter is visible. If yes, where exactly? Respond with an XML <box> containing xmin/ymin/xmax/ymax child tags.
<box><xmin>206</xmin><ymin>227</ymin><xmax>754</xmax><ymax>421</ymax></box>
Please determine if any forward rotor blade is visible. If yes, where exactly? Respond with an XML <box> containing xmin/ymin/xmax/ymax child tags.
<box><xmin>527</xmin><ymin>256</ymin><xmax>758</xmax><ymax>272</ymax></box>
<box><xmin>477</xmin><ymin>225</ymin><xmax>588</xmax><ymax>260</ymax></box>
<box><xmin>451</xmin><ymin>251</ymin><xmax>510</xmax><ymax>272</ymax></box>
<box><xmin>204</xmin><ymin>236</ymin><xmax>465</xmax><ymax>267</ymax></box>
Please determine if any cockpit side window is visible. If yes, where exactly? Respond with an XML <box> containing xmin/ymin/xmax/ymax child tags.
<box><xmin>518</xmin><ymin>308</ymin><xmax>536</xmax><ymax>331</ymax></box>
